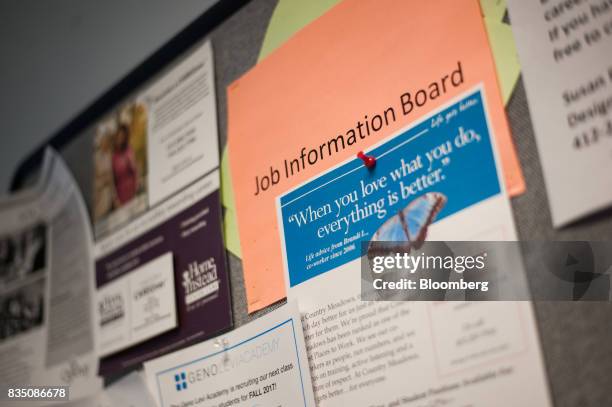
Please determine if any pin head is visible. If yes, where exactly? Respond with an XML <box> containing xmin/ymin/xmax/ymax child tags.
<box><xmin>357</xmin><ymin>151</ymin><xmax>376</xmax><ymax>169</ymax></box>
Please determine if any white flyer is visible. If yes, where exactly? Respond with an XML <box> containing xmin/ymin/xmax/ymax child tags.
<box><xmin>276</xmin><ymin>88</ymin><xmax>552</xmax><ymax>406</ymax></box>
<box><xmin>507</xmin><ymin>0</ymin><xmax>612</xmax><ymax>226</ymax></box>
<box><xmin>144</xmin><ymin>301</ymin><xmax>316</xmax><ymax>407</ymax></box>
<box><xmin>143</xmin><ymin>40</ymin><xmax>219</xmax><ymax>207</ymax></box>
<box><xmin>0</xmin><ymin>149</ymin><xmax>101</xmax><ymax>401</ymax></box>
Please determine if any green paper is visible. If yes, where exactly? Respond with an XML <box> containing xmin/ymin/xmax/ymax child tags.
<box><xmin>258</xmin><ymin>0</ymin><xmax>341</xmax><ymax>62</ymax></box>
<box><xmin>220</xmin><ymin>146</ymin><xmax>242</xmax><ymax>257</ymax></box>
<box><xmin>220</xmin><ymin>147</ymin><xmax>235</xmax><ymax>210</ymax></box>
<box><xmin>480</xmin><ymin>0</ymin><xmax>507</xmax><ymax>22</ymax></box>
<box><xmin>484</xmin><ymin>18</ymin><xmax>521</xmax><ymax>104</ymax></box>
<box><xmin>223</xmin><ymin>206</ymin><xmax>242</xmax><ymax>258</ymax></box>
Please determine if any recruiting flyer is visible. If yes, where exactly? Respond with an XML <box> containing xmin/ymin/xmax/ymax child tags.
<box><xmin>0</xmin><ymin>150</ymin><xmax>100</xmax><ymax>402</ymax></box>
<box><xmin>90</xmin><ymin>40</ymin><xmax>232</xmax><ymax>375</ymax></box>
<box><xmin>144</xmin><ymin>302</ymin><xmax>316</xmax><ymax>407</ymax></box>
<box><xmin>277</xmin><ymin>88</ymin><xmax>552</xmax><ymax>406</ymax></box>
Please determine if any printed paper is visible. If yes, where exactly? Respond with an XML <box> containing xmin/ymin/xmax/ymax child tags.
<box><xmin>276</xmin><ymin>88</ymin><xmax>552</xmax><ymax>406</ymax></box>
<box><xmin>144</xmin><ymin>302</ymin><xmax>315</xmax><ymax>407</ymax></box>
<box><xmin>98</xmin><ymin>252</ymin><xmax>177</xmax><ymax>358</ymax></box>
<box><xmin>508</xmin><ymin>0</ymin><xmax>612</xmax><ymax>226</ymax></box>
<box><xmin>0</xmin><ymin>149</ymin><xmax>101</xmax><ymax>401</ymax></box>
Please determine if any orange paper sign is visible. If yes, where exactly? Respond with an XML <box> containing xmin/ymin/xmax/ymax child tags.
<box><xmin>228</xmin><ymin>0</ymin><xmax>524</xmax><ymax>312</ymax></box>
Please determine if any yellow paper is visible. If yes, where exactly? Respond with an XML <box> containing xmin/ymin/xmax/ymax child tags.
<box><xmin>258</xmin><ymin>0</ymin><xmax>341</xmax><ymax>62</ymax></box>
<box><xmin>480</xmin><ymin>0</ymin><xmax>506</xmax><ymax>21</ymax></box>
<box><xmin>484</xmin><ymin>17</ymin><xmax>521</xmax><ymax>104</ymax></box>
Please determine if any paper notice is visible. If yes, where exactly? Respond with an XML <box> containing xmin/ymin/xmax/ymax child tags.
<box><xmin>277</xmin><ymin>88</ymin><xmax>552</xmax><ymax>406</ymax></box>
<box><xmin>0</xmin><ymin>149</ymin><xmax>101</xmax><ymax>402</ymax></box>
<box><xmin>144</xmin><ymin>302</ymin><xmax>315</xmax><ymax>407</ymax></box>
<box><xmin>508</xmin><ymin>0</ymin><xmax>612</xmax><ymax>226</ymax></box>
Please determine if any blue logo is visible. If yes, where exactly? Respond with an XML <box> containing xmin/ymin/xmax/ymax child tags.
<box><xmin>174</xmin><ymin>372</ymin><xmax>187</xmax><ymax>391</ymax></box>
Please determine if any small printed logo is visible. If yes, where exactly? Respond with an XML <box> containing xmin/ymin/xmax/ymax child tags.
<box><xmin>182</xmin><ymin>258</ymin><xmax>219</xmax><ymax>305</ymax></box>
<box><xmin>98</xmin><ymin>292</ymin><xmax>125</xmax><ymax>326</ymax></box>
<box><xmin>175</xmin><ymin>372</ymin><xmax>187</xmax><ymax>391</ymax></box>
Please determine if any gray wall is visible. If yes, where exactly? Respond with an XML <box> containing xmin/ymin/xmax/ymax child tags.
<box><xmin>0</xmin><ymin>0</ymin><xmax>218</xmax><ymax>194</ymax></box>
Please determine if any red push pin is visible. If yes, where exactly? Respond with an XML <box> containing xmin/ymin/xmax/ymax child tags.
<box><xmin>357</xmin><ymin>151</ymin><xmax>376</xmax><ymax>169</ymax></box>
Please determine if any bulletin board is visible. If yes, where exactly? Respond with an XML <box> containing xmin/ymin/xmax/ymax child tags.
<box><xmin>10</xmin><ymin>0</ymin><xmax>612</xmax><ymax>405</ymax></box>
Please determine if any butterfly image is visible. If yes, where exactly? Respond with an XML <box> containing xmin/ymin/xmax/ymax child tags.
<box><xmin>368</xmin><ymin>192</ymin><xmax>447</xmax><ymax>256</ymax></box>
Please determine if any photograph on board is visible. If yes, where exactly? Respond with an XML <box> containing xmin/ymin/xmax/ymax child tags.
<box><xmin>0</xmin><ymin>223</ymin><xmax>46</xmax><ymax>290</ymax></box>
<box><xmin>0</xmin><ymin>277</ymin><xmax>45</xmax><ymax>341</ymax></box>
<box><xmin>93</xmin><ymin>101</ymin><xmax>148</xmax><ymax>238</ymax></box>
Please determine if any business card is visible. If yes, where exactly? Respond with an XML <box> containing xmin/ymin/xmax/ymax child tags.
<box><xmin>98</xmin><ymin>252</ymin><xmax>177</xmax><ymax>357</ymax></box>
